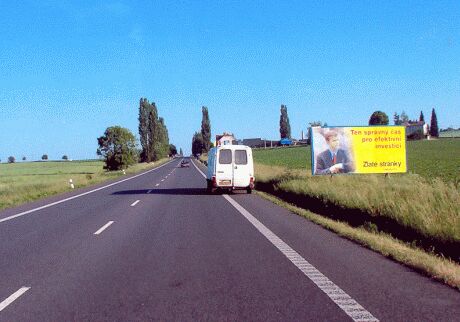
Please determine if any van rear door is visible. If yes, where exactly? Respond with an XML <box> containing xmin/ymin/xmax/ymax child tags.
<box><xmin>233</xmin><ymin>149</ymin><xmax>250</xmax><ymax>188</ymax></box>
<box><xmin>216</xmin><ymin>148</ymin><xmax>233</xmax><ymax>187</ymax></box>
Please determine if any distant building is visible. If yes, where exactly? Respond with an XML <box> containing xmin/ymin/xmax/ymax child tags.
<box><xmin>241</xmin><ymin>138</ymin><xmax>280</xmax><ymax>148</ymax></box>
<box><xmin>242</xmin><ymin>138</ymin><xmax>264</xmax><ymax>147</ymax></box>
<box><xmin>403</xmin><ymin>121</ymin><xmax>424</xmax><ymax>139</ymax></box>
<box><xmin>216</xmin><ymin>133</ymin><xmax>237</xmax><ymax>146</ymax></box>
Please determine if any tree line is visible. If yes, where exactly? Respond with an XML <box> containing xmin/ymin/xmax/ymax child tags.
<box><xmin>191</xmin><ymin>104</ymin><xmax>293</xmax><ymax>156</ymax></box>
<box><xmin>96</xmin><ymin>97</ymin><xmax>176</xmax><ymax>171</ymax></box>
<box><xmin>191</xmin><ymin>106</ymin><xmax>212</xmax><ymax>156</ymax></box>
<box><xmin>4</xmin><ymin>154</ymin><xmax>69</xmax><ymax>164</ymax></box>
<box><xmin>188</xmin><ymin>104</ymin><xmax>440</xmax><ymax>156</ymax></box>
<box><xmin>369</xmin><ymin>108</ymin><xmax>439</xmax><ymax>137</ymax></box>
<box><xmin>138</xmin><ymin>98</ymin><xmax>171</xmax><ymax>163</ymax></box>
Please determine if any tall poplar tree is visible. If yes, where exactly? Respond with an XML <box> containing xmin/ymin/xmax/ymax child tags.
<box><xmin>430</xmin><ymin>108</ymin><xmax>439</xmax><ymax>137</ymax></box>
<box><xmin>138</xmin><ymin>98</ymin><xmax>152</xmax><ymax>162</ymax></box>
<box><xmin>201</xmin><ymin>106</ymin><xmax>211</xmax><ymax>152</ymax></box>
<box><xmin>154</xmin><ymin>117</ymin><xmax>169</xmax><ymax>159</ymax></box>
<box><xmin>419</xmin><ymin>111</ymin><xmax>425</xmax><ymax>123</ymax></box>
<box><xmin>148</xmin><ymin>103</ymin><xmax>159</xmax><ymax>161</ymax></box>
<box><xmin>279</xmin><ymin>104</ymin><xmax>291</xmax><ymax>139</ymax></box>
<box><xmin>192</xmin><ymin>132</ymin><xmax>204</xmax><ymax>156</ymax></box>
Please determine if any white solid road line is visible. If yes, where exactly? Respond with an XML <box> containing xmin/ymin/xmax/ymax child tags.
<box><xmin>191</xmin><ymin>160</ymin><xmax>206</xmax><ymax>178</ymax></box>
<box><xmin>0</xmin><ymin>160</ymin><xmax>176</xmax><ymax>224</ymax></box>
<box><xmin>191</xmin><ymin>159</ymin><xmax>378</xmax><ymax>322</ymax></box>
<box><xmin>223</xmin><ymin>195</ymin><xmax>378</xmax><ymax>322</ymax></box>
<box><xmin>130</xmin><ymin>200</ymin><xmax>140</xmax><ymax>207</ymax></box>
<box><xmin>0</xmin><ymin>287</ymin><xmax>30</xmax><ymax>312</ymax></box>
<box><xmin>94</xmin><ymin>221</ymin><xmax>114</xmax><ymax>235</ymax></box>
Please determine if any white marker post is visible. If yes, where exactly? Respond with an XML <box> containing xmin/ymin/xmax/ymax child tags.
<box><xmin>69</xmin><ymin>179</ymin><xmax>74</xmax><ymax>189</ymax></box>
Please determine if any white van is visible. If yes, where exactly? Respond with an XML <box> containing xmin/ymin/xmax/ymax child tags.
<box><xmin>206</xmin><ymin>145</ymin><xmax>255</xmax><ymax>193</ymax></box>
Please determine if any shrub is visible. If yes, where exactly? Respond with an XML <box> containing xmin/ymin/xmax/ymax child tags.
<box><xmin>407</xmin><ymin>129</ymin><xmax>424</xmax><ymax>141</ymax></box>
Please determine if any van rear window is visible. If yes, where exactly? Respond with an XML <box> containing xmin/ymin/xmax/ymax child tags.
<box><xmin>219</xmin><ymin>149</ymin><xmax>232</xmax><ymax>164</ymax></box>
<box><xmin>235</xmin><ymin>150</ymin><xmax>247</xmax><ymax>165</ymax></box>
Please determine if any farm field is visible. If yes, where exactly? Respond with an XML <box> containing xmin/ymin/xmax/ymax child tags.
<box><xmin>253</xmin><ymin>138</ymin><xmax>460</xmax><ymax>184</ymax></box>
<box><xmin>439</xmin><ymin>129</ymin><xmax>460</xmax><ymax>138</ymax></box>
<box><xmin>0</xmin><ymin>160</ymin><xmax>167</xmax><ymax>211</ymax></box>
<box><xmin>252</xmin><ymin>138</ymin><xmax>460</xmax><ymax>288</ymax></box>
<box><xmin>253</xmin><ymin>138</ymin><xmax>459</xmax><ymax>257</ymax></box>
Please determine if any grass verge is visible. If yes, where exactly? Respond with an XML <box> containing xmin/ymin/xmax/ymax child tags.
<box><xmin>0</xmin><ymin>159</ymin><xmax>171</xmax><ymax>211</ymax></box>
<box><xmin>254</xmin><ymin>162</ymin><xmax>460</xmax><ymax>262</ymax></box>
<box><xmin>256</xmin><ymin>190</ymin><xmax>460</xmax><ymax>291</ymax></box>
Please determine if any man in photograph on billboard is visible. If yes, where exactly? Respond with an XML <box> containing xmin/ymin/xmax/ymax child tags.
<box><xmin>315</xmin><ymin>130</ymin><xmax>354</xmax><ymax>175</ymax></box>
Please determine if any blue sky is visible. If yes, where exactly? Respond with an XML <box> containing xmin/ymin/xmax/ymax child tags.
<box><xmin>1</xmin><ymin>0</ymin><xmax>459</xmax><ymax>160</ymax></box>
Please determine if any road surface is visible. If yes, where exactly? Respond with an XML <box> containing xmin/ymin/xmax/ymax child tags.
<box><xmin>0</xmin><ymin>158</ymin><xmax>459</xmax><ymax>321</ymax></box>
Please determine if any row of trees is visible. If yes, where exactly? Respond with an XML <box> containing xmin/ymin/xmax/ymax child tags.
<box><xmin>190</xmin><ymin>104</ymin><xmax>293</xmax><ymax>155</ymax></box>
<box><xmin>3</xmin><ymin>155</ymin><xmax>69</xmax><ymax>163</ymax></box>
<box><xmin>97</xmin><ymin>98</ymin><xmax>175</xmax><ymax>171</ymax></box>
<box><xmin>191</xmin><ymin>106</ymin><xmax>212</xmax><ymax>155</ymax></box>
<box><xmin>369</xmin><ymin>108</ymin><xmax>439</xmax><ymax>137</ymax></box>
<box><xmin>138</xmin><ymin>98</ymin><xmax>170</xmax><ymax>163</ymax></box>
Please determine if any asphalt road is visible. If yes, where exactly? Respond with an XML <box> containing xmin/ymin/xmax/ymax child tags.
<box><xmin>0</xmin><ymin>158</ymin><xmax>459</xmax><ymax>321</ymax></box>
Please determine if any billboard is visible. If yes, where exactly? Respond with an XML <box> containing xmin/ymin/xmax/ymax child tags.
<box><xmin>311</xmin><ymin>126</ymin><xmax>407</xmax><ymax>175</ymax></box>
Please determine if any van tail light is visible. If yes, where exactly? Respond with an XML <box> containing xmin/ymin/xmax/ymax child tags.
<box><xmin>212</xmin><ymin>176</ymin><xmax>217</xmax><ymax>187</ymax></box>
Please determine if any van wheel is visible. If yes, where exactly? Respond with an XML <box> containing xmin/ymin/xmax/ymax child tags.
<box><xmin>246</xmin><ymin>188</ymin><xmax>252</xmax><ymax>194</ymax></box>
<box><xmin>206</xmin><ymin>180</ymin><xmax>214</xmax><ymax>193</ymax></box>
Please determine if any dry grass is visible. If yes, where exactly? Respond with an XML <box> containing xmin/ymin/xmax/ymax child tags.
<box><xmin>255</xmin><ymin>163</ymin><xmax>460</xmax><ymax>245</ymax></box>
<box><xmin>257</xmin><ymin>191</ymin><xmax>460</xmax><ymax>290</ymax></box>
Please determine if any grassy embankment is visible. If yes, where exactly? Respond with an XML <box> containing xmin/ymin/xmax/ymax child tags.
<box><xmin>253</xmin><ymin>139</ymin><xmax>460</xmax><ymax>289</ymax></box>
<box><xmin>0</xmin><ymin>159</ymin><xmax>170</xmax><ymax>211</ymax></box>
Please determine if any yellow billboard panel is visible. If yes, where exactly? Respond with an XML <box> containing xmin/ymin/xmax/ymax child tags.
<box><xmin>311</xmin><ymin>126</ymin><xmax>407</xmax><ymax>175</ymax></box>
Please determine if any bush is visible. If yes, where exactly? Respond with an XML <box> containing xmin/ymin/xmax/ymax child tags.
<box><xmin>407</xmin><ymin>130</ymin><xmax>424</xmax><ymax>141</ymax></box>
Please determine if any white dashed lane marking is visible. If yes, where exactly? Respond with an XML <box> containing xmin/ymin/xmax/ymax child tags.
<box><xmin>0</xmin><ymin>287</ymin><xmax>30</xmax><ymax>312</ymax></box>
<box><xmin>155</xmin><ymin>184</ymin><xmax>160</xmax><ymax>187</ymax></box>
<box><xmin>130</xmin><ymin>200</ymin><xmax>140</xmax><ymax>207</ymax></box>
<box><xmin>94</xmin><ymin>221</ymin><xmax>114</xmax><ymax>235</ymax></box>
<box><xmin>147</xmin><ymin>190</ymin><xmax>152</xmax><ymax>194</ymax></box>
<box><xmin>0</xmin><ymin>160</ymin><xmax>175</xmax><ymax>224</ymax></box>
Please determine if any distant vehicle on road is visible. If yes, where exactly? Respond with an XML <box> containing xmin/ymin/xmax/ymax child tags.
<box><xmin>280</xmin><ymin>138</ymin><xmax>292</xmax><ymax>146</ymax></box>
<box><xmin>180</xmin><ymin>159</ymin><xmax>190</xmax><ymax>168</ymax></box>
<box><xmin>206</xmin><ymin>145</ymin><xmax>254</xmax><ymax>193</ymax></box>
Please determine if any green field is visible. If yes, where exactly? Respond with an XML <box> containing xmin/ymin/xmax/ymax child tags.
<box><xmin>253</xmin><ymin>139</ymin><xmax>460</xmax><ymax>253</ymax></box>
<box><xmin>254</xmin><ymin>139</ymin><xmax>460</xmax><ymax>184</ymax></box>
<box><xmin>0</xmin><ymin>160</ymin><xmax>167</xmax><ymax>211</ymax></box>
<box><xmin>439</xmin><ymin>130</ymin><xmax>460</xmax><ymax>138</ymax></box>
